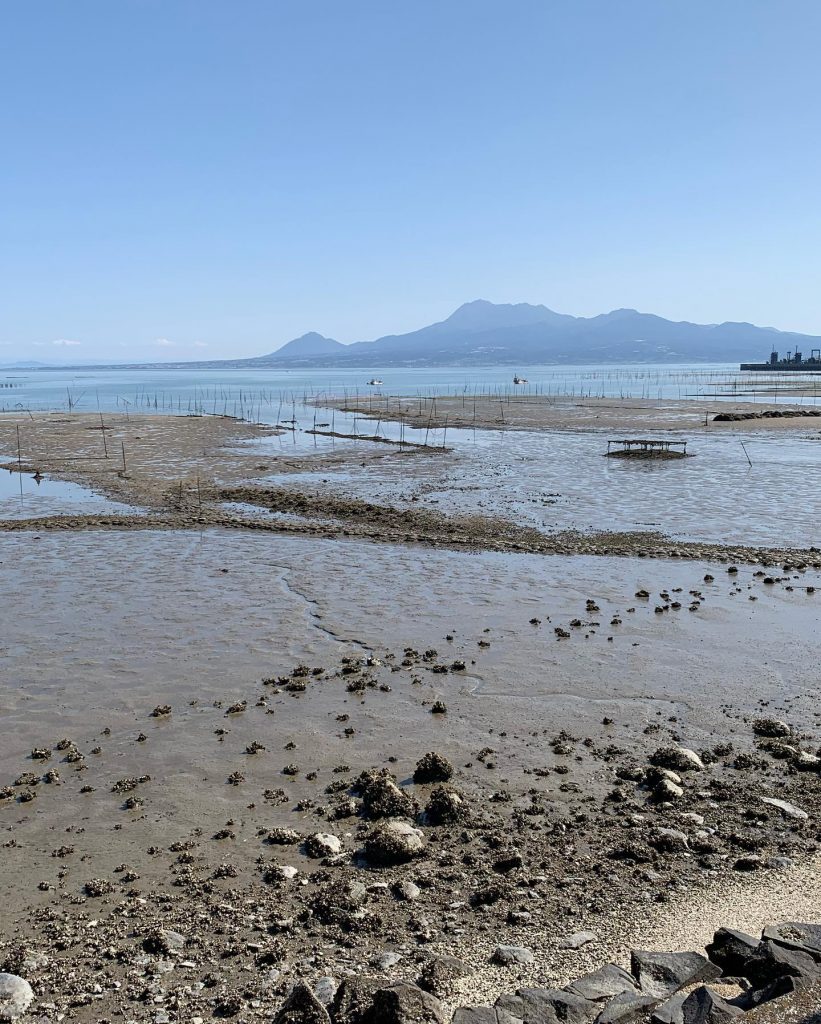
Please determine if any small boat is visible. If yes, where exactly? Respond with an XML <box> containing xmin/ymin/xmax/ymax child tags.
<box><xmin>513</xmin><ymin>375</ymin><xmax>528</xmax><ymax>384</ymax></box>
<box><xmin>367</xmin><ymin>378</ymin><xmax>384</xmax><ymax>386</ymax></box>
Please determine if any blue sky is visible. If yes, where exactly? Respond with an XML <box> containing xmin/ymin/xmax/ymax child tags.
<box><xmin>2</xmin><ymin>0</ymin><xmax>820</xmax><ymax>362</ymax></box>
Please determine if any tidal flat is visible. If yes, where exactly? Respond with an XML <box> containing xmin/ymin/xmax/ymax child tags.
<box><xmin>0</xmin><ymin>404</ymin><xmax>820</xmax><ymax>1021</ymax></box>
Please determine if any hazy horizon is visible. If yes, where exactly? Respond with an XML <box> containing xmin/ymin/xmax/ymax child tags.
<box><xmin>3</xmin><ymin>1</ymin><xmax>821</xmax><ymax>363</ymax></box>
<box><xmin>4</xmin><ymin>295</ymin><xmax>820</xmax><ymax>368</ymax></box>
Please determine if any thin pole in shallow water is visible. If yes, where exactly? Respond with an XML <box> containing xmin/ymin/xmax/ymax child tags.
<box><xmin>740</xmin><ymin>440</ymin><xmax>753</xmax><ymax>467</ymax></box>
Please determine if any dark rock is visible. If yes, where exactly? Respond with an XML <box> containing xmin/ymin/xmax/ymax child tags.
<box><xmin>495</xmin><ymin>987</ymin><xmax>598</xmax><ymax>1023</ymax></box>
<box><xmin>141</xmin><ymin>927</ymin><xmax>186</xmax><ymax>955</ymax></box>
<box><xmin>417</xmin><ymin>955</ymin><xmax>473</xmax><ymax>997</ymax></box>
<box><xmin>452</xmin><ymin>1010</ymin><xmax>499</xmax><ymax>1024</ymax></box>
<box><xmin>360</xmin><ymin>773</ymin><xmax>418</xmax><ymax>820</ymax></box>
<box><xmin>742</xmin><ymin>939</ymin><xmax>820</xmax><ymax>988</ymax></box>
<box><xmin>762</xmin><ymin>921</ymin><xmax>821</xmax><ymax>961</ymax></box>
<box><xmin>496</xmin><ymin>1012</ymin><xmax>523</xmax><ymax>1024</ymax></box>
<box><xmin>630</xmin><ymin>951</ymin><xmax>721</xmax><ymax>999</ymax></box>
<box><xmin>596</xmin><ymin>992</ymin><xmax>658</xmax><ymax>1023</ymax></box>
<box><xmin>493</xmin><ymin>849</ymin><xmax>524</xmax><ymax>873</ymax></box>
<box><xmin>729</xmin><ymin>973</ymin><xmax>805</xmax><ymax>1011</ymax></box>
<box><xmin>330</xmin><ymin>978</ymin><xmax>378</xmax><ymax>1024</ymax></box>
<box><xmin>453</xmin><ymin>1011</ymin><xmax>522</xmax><ymax>1024</ymax></box>
<box><xmin>651</xmin><ymin>991</ymin><xmax>688</xmax><ymax>1024</ymax></box>
<box><xmin>566</xmin><ymin>964</ymin><xmax>638</xmax><ymax>1002</ymax></box>
<box><xmin>424</xmin><ymin>786</ymin><xmax>466</xmax><ymax>824</ymax></box>
<box><xmin>705</xmin><ymin>928</ymin><xmax>760</xmax><ymax>976</ymax></box>
<box><xmin>679</xmin><ymin>986</ymin><xmax>742</xmax><ymax>1023</ymax></box>
<box><xmin>273</xmin><ymin>981</ymin><xmax>332</xmax><ymax>1024</ymax></box>
<box><xmin>752</xmin><ymin>718</ymin><xmax>792</xmax><ymax>738</ymax></box>
<box><xmin>732</xmin><ymin>856</ymin><xmax>762</xmax><ymax>872</ymax></box>
<box><xmin>369</xmin><ymin>983</ymin><xmax>447</xmax><ymax>1024</ymax></box>
<box><xmin>413</xmin><ymin>752</ymin><xmax>454</xmax><ymax>783</ymax></box>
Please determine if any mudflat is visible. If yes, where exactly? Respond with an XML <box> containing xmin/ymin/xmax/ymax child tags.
<box><xmin>1</xmin><ymin>409</ymin><xmax>820</xmax><ymax>1021</ymax></box>
<box><xmin>317</xmin><ymin>392</ymin><xmax>821</xmax><ymax>435</ymax></box>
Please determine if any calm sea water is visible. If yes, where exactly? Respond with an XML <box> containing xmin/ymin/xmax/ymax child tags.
<box><xmin>0</xmin><ymin>362</ymin><xmax>807</xmax><ymax>416</ymax></box>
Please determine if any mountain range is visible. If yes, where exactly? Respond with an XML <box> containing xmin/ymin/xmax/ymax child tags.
<box><xmin>232</xmin><ymin>300</ymin><xmax>820</xmax><ymax>368</ymax></box>
<box><xmin>5</xmin><ymin>302</ymin><xmax>819</xmax><ymax>370</ymax></box>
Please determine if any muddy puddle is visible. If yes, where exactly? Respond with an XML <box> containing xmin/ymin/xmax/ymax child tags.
<box><xmin>259</xmin><ymin>427</ymin><xmax>821</xmax><ymax>548</ymax></box>
<box><xmin>0</xmin><ymin>468</ymin><xmax>139</xmax><ymax>520</ymax></box>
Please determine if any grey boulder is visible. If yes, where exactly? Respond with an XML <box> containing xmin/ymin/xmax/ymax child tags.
<box><xmin>369</xmin><ymin>983</ymin><xmax>446</xmax><ymax>1024</ymax></box>
<box><xmin>492</xmin><ymin>946</ymin><xmax>534</xmax><ymax>966</ymax></box>
<box><xmin>596</xmin><ymin>992</ymin><xmax>658</xmax><ymax>1023</ymax></box>
<box><xmin>273</xmin><ymin>981</ymin><xmax>332</xmax><ymax>1024</ymax></box>
<box><xmin>0</xmin><ymin>975</ymin><xmax>34</xmax><ymax>1022</ymax></box>
<box><xmin>630</xmin><ymin>950</ymin><xmax>721</xmax><ymax>999</ymax></box>
<box><xmin>680</xmin><ymin>986</ymin><xmax>742</xmax><ymax>1023</ymax></box>
<box><xmin>495</xmin><ymin>987</ymin><xmax>598</xmax><ymax>1024</ymax></box>
<box><xmin>453</xmin><ymin>1010</ymin><xmax>520</xmax><ymax>1024</ymax></box>
<box><xmin>762</xmin><ymin>921</ymin><xmax>821</xmax><ymax>960</ymax></box>
<box><xmin>363</xmin><ymin>821</ymin><xmax>426</xmax><ymax>866</ymax></box>
<box><xmin>452</xmin><ymin>1010</ymin><xmax>499</xmax><ymax>1024</ymax></box>
<box><xmin>565</xmin><ymin>964</ymin><xmax>638</xmax><ymax>1002</ymax></box>
<box><xmin>558</xmin><ymin>931</ymin><xmax>598</xmax><ymax>949</ymax></box>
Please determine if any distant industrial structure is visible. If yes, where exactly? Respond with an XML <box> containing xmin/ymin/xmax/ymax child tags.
<box><xmin>741</xmin><ymin>348</ymin><xmax>821</xmax><ymax>371</ymax></box>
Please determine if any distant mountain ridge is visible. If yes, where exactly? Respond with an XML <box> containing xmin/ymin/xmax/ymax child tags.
<box><xmin>10</xmin><ymin>302</ymin><xmax>819</xmax><ymax>370</ymax></box>
<box><xmin>242</xmin><ymin>300</ymin><xmax>820</xmax><ymax>367</ymax></box>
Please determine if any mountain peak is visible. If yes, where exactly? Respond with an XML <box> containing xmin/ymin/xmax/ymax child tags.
<box><xmin>206</xmin><ymin>300</ymin><xmax>821</xmax><ymax>369</ymax></box>
<box><xmin>257</xmin><ymin>332</ymin><xmax>344</xmax><ymax>361</ymax></box>
<box><xmin>444</xmin><ymin>299</ymin><xmax>569</xmax><ymax>331</ymax></box>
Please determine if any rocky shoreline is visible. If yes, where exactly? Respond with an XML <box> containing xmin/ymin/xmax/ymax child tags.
<box><xmin>259</xmin><ymin>918</ymin><xmax>821</xmax><ymax>1023</ymax></box>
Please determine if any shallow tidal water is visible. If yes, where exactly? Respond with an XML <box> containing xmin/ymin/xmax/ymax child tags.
<box><xmin>259</xmin><ymin>426</ymin><xmax>821</xmax><ymax>548</ymax></box>
<box><xmin>0</xmin><ymin>467</ymin><xmax>138</xmax><ymax>520</ymax></box>
<box><xmin>2</xmin><ymin>528</ymin><xmax>818</xmax><ymax>762</ymax></box>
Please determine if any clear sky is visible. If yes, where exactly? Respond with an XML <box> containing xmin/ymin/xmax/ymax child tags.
<box><xmin>2</xmin><ymin>0</ymin><xmax>821</xmax><ymax>363</ymax></box>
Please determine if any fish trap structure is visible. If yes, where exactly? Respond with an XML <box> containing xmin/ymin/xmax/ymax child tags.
<box><xmin>606</xmin><ymin>438</ymin><xmax>691</xmax><ymax>459</ymax></box>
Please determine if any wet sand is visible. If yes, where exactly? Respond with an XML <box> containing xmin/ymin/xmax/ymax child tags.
<box><xmin>318</xmin><ymin>392</ymin><xmax>821</xmax><ymax>435</ymax></box>
<box><xmin>1</xmin><ymin>529</ymin><xmax>820</xmax><ymax>1019</ymax></box>
<box><xmin>1</xmin><ymin>411</ymin><xmax>820</xmax><ymax>1021</ymax></box>
<box><xmin>0</xmin><ymin>411</ymin><xmax>280</xmax><ymax>510</ymax></box>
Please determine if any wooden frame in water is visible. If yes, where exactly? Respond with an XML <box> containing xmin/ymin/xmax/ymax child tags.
<box><xmin>605</xmin><ymin>438</ymin><xmax>691</xmax><ymax>459</ymax></box>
